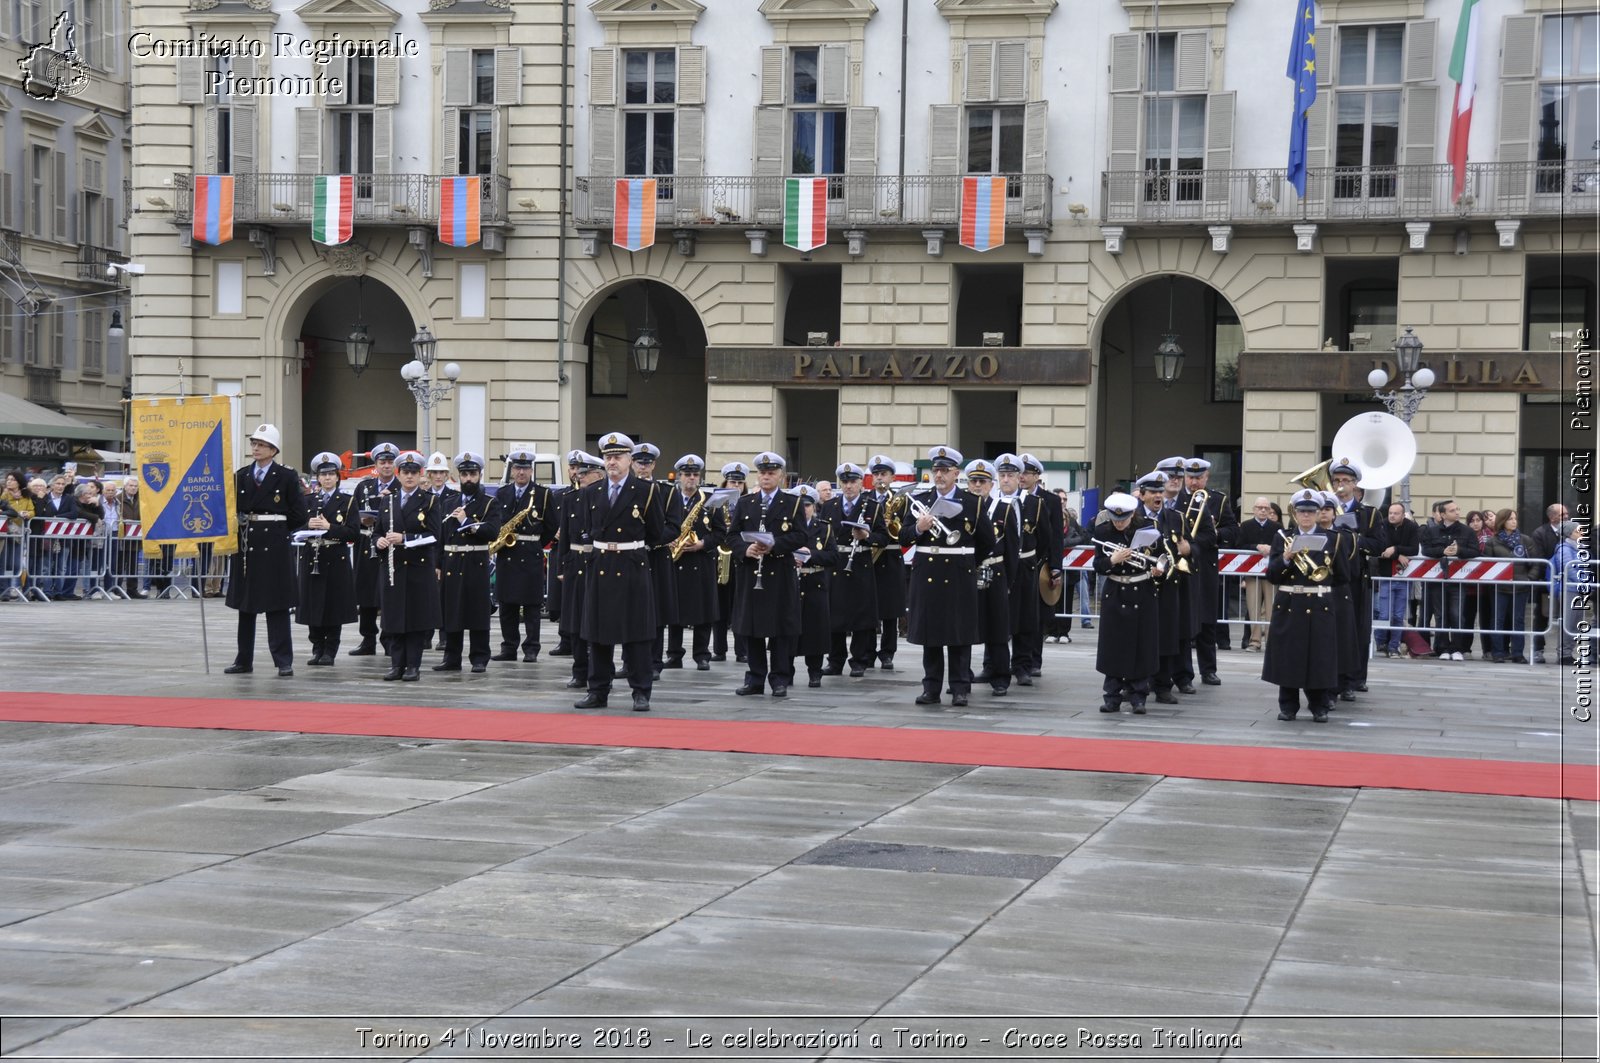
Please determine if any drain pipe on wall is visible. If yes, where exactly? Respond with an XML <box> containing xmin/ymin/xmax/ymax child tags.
<box><xmin>556</xmin><ymin>0</ymin><xmax>571</xmax><ymax>388</ymax></box>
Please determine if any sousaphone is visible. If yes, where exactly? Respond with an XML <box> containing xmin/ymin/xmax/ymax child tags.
<box><xmin>1328</xmin><ymin>411</ymin><xmax>1418</xmax><ymax>508</ymax></box>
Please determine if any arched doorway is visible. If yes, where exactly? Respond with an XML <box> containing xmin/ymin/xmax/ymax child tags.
<box><xmin>1095</xmin><ymin>275</ymin><xmax>1245</xmax><ymax>498</ymax></box>
<box><xmin>295</xmin><ymin>277</ymin><xmax>420</xmax><ymax>462</ymax></box>
<box><xmin>578</xmin><ymin>280</ymin><xmax>707</xmax><ymax>460</ymax></box>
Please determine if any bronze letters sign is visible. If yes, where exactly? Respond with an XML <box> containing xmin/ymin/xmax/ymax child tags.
<box><xmin>1236</xmin><ymin>351</ymin><xmax>1571</xmax><ymax>393</ymax></box>
<box><xmin>705</xmin><ymin>347</ymin><xmax>1092</xmax><ymax>387</ymax></box>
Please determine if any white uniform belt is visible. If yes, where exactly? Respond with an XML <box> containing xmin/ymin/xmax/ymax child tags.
<box><xmin>244</xmin><ymin>513</ymin><xmax>287</xmax><ymax>522</ymax></box>
<box><xmin>839</xmin><ymin>542</ymin><xmax>870</xmax><ymax>553</ymax></box>
<box><xmin>360</xmin><ymin>528</ymin><xmax>374</xmax><ymax>536</ymax></box>
<box><xmin>798</xmin><ymin>565</ymin><xmax>824</xmax><ymax>575</ymax></box>
<box><xmin>1016</xmin><ymin>549</ymin><xmax>1036</xmax><ymax>559</ymax></box>
<box><xmin>1110</xmin><ymin>572</ymin><xmax>1152</xmax><ymax>584</ymax></box>
<box><xmin>1279</xmin><ymin>585</ymin><xmax>1332</xmax><ymax>595</ymax></box>
<box><xmin>444</xmin><ymin>544</ymin><xmax>489</xmax><ymax>553</ymax></box>
<box><xmin>514</xmin><ymin>534</ymin><xmax>540</xmax><ymax>542</ymax></box>
<box><xmin>568</xmin><ymin>544</ymin><xmax>593</xmax><ymax>554</ymax></box>
<box><xmin>980</xmin><ymin>555</ymin><xmax>1004</xmax><ymax>569</ymax></box>
<box><xmin>594</xmin><ymin>540</ymin><xmax>645</xmax><ymax>552</ymax></box>
<box><xmin>919</xmin><ymin>546</ymin><xmax>974</xmax><ymax>556</ymax></box>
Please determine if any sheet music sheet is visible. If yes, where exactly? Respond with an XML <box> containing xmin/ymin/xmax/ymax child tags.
<box><xmin>1291</xmin><ymin>533</ymin><xmax>1328</xmax><ymax>551</ymax></box>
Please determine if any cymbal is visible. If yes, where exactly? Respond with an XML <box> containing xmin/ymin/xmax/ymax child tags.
<box><xmin>1038</xmin><ymin>564</ymin><xmax>1062</xmax><ymax>605</ymax></box>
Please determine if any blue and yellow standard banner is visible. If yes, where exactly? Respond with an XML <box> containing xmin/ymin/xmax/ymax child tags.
<box><xmin>133</xmin><ymin>396</ymin><xmax>237</xmax><ymax>558</ymax></box>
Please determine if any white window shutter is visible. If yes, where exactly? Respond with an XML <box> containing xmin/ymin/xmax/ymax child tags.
<box><xmin>441</xmin><ymin>106</ymin><xmax>459</xmax><ymax>174</ymax></box>
<box><xmin>1303</xmin><ymin>92</ymin><xmax>1329</xmax><ymax>213</ymax></box>
<box><xmin>1022</xmin><ymin>99</ymin><xmax>1047</xmax><ymax>215</ymax></box>
<box><xmin>996</xmin><ymin>40</ymin><xmax>1027</xmax><ymax>102</ymax></box>
<box><xmin>928</xmin><ymin>104</ymin><xmax>961</xmax><ymax>215</ymax></box>
<box><xmin>177</xmin><ymin>56</ymin><xmax>205</xmax><ymax>104</ymax></box>
<box><xmin>759</xmin><ymin>46</ymin><xmax>785</xmax><ymax>106</ymax></box>
<box><xmin>1109</xmin><ymin>33</ymin><xmax>1142</xmax><ymax>94</ymax></box>
<box><xmin>52</xmin><ymin>151</ymin><xmax>65</xmax><ymax>239</ymax></box>
<box><xmin>231</xmin><ymin>103</ymin><xmax>255</xmax><ymax>174</ymax></box>
<box><xmin>820</xmin><ymin>43</ymin><xmax>848</xmax><ymax>106</ymax></box>
<box><xmin>1203</xmin><ymin>90</ymin><xmax>1234</xmax><ymax>208</ymax></box>
<box><xmin>1174</xmin><ymin>30</ymin><xmax>1209</xmax><ymax>93</ymax></box>
<box><xmin>295</xmin><ymin>107</ymin><xmax>322</xmax><ymax>173</ymax></box>
<box><xmin>964</xmin><ymin>40</ymin><xmax>995</xmax><ymax>102</ymax></box>
<box><xmin>1398</xmin><ymin>84</ymin><xmax>1437</xmax><ymax>206</ymax></box>
<box><xmin>1105</xmin><ymin>92</ymin><xmax>1140</xmax><ymax>214</ymax></box>
<box><xmin>1315</xmin><ymin>25</ymin><xmax>1333</xmax><ymax>87</ymax></box>
<box><xmin>325</xmin><ymin>61</ymin><xmax>348</xmax><ymax>106</ymax></box>
<box><xmin>677</xmin><ymin>45</ymin><xmax>706</xmax><ymax>106</ymax></box>
<box><xmin>589</xmin><ymin>48</ymin><xmax>618</xmax><ymax>107</ymax></box>
<box><xmin>375</xmin><ymin>55</ymin><xmax>399</xmax><ymax>105</ymax></box>
<box><xmin>589</xmin><ymin>104</ymin><xmax>616</xmax><ymax>178</ymax></box>
<box><xmin>845</xmin><ymin>105</ymin><xmax>877</xmax><ymax>219</ymax></box>
<box><xmin>1</xmin><ymin>173</ymin><xmax>13</xmax><ymax>230</ymax></box>
<box><xmin>443</xmin><ymin>49</ymin><xmax>472</xmax><ymax>107</ymax></box>
<box><xmin>677</xmin><ymin>106</ymin><xmax>704</xmax><ymax>178</ymax></box>
<box><xmin>1499</xmin><ymin>15</ymin><xmax>1539</xmax><ymax>80</ymax></box>
<box><xmin>494</xmin><ymin>47</ymin><xmax>522</xmax><ymax>106</ymax></box>
<box><xmin>1496</xmin><ymin>80</ymin><xmax>1535</xmax><ymax>210</ymax></box>
<box><xmin>202</xmin><ymin>106</ymin><xmax>219</xmax><ymax>173</ymax></box>
<box><xmin>1403</xmin><ymin>19</ymin><xmax>1437</xmax><ymax>83</ymax></box>
<box><xmin>753</xmin><ymin>106</ymin><xmax>784</xmax><ymax>214</ymax></box>
<box><xmin>372</xmin><ymin>107</ymin><xmax>393</xmax><ymax>210</ymax></box>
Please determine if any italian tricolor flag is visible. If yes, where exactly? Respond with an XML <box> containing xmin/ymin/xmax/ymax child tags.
<box><xmin>1447</xmin><ymin>0</ymin><xmax>1480</xmax><ymax>203</ymax></box>
<box><xmin>312</xmin><ymin>175</ymin><xmax>354</xmax><ymax>246</ymax></box>
<box><xmin>783</xmin><ymin>177</ymin><xmax>827</xmax><ymax>252</ymax></box>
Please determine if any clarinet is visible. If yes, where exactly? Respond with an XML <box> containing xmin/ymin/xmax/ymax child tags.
<box><xmin>387</xmin><ymin>488</ymin><xmax>398</xmax><ymax>587</ymax></box>
<box><xmin>754</xmin><ymin>502</ymin><xmax>768</xmax><ymax>591</ymax></box>
<box><xmin>310</xmin><ymin>490</ymin><xmax>326</xmax><ymax>576</ymax></box>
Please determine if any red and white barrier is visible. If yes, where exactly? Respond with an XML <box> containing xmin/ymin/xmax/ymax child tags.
<box><xmin>1396</xmin><ymin>557</ymin><xmax>1514</xmax><ymax>582</ymax></box>
<box><xmin>1062</xmin><ymin>546</ymin><xmax>1094</xmax><ymax>570</ymax></box>
<box><xmin>1219</xmin><ymin>549</ymin><xmax>1270</xmax><ymax>575</ymax></box>
<box><xmin>38</xmin><ymin>520</ymin><xmax>98</xmax><ymax>537</ymax></box>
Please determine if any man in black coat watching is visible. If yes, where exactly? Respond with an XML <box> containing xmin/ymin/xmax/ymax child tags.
<box><xmin>1419</xmin><ymin>499</ymin><xmax>1479</xmax><ymax>659</ymax></box>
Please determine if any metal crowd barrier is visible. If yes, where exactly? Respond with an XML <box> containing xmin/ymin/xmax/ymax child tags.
<box><xmin>0</xmin><ymin>516</ymin><xmax>24</xmax><ymax>601</ymax></box>
<box><xmin>1371</xmin><ymin>556</ymin><xmax>1553</xmax><ymax>665</ymax></box>
<box><xmin>21</xmin><ymin>518</ymin><xmax>116</xmax><ymax>601</ymax></box>
<box><xmin>1049</xmin><ymin>545</ymin><xmax>1101</xmax><ymax>625</ymax></box>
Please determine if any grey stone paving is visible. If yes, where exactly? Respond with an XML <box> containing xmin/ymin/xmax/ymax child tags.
<box><xmin>0</xmin><ymin>601</ymin><xmax>1594</xmax><ymax>1061</ymax></box>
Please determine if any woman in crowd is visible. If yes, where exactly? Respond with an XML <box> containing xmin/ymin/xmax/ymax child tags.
<box><xmin>1459</xmin><ymin>510</ymin><xmax>1494</xmax><ymax>656</ymax></box>
<box><xmin>1551</xmin><ymin>520</ymin><xmax>1589</xmax><ymax>667</ymax></box>
<box><xmin>0</xmin><ymin>470</ymin><xmax>30</xmax><ymax>599</ymax></box>
<box><xmin>1486</xmin><ymin>507</ymin><xmax>1534</xmax><ymax>663</ymax></box>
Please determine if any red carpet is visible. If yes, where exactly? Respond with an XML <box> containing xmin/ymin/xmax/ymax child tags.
<box><xmin>2</xmin><ymin>692</ymin><xmax>1593</xmax><ymax>801</ymax></box>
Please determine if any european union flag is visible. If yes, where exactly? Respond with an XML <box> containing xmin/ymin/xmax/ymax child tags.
<box><xmin>1286</xmin><ymin>0</ymin><xmax>1318</xmax><ymax>196</ymax></box>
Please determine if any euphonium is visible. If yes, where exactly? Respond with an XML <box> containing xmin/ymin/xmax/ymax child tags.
<box><xmin>669</xmin><ymin>492</ymin><xmax>706</xmax><ymax>561</ymax></box>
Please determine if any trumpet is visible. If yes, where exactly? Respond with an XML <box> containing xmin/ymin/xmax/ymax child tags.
<box><xmin>1091</xmin><ymin>537</ymin><xmax>1154</xmax><ymax>570</ymax></box>
<box><xmin>909</xmin><ymin>496</ymin><xmax>960</xmax><ymax>546</ymax></box>
<box><xmin>1280</xmin><ymin>529</ymin><xmax>1332</xmax><ymax>583</ymax></box>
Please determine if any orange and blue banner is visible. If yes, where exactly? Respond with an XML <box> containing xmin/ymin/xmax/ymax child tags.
<box><xmin>613</xmin><ymin>178</ymin><xmax>656</xmax><ymax>252</ymax></box>
<box><xmin>959</xmin><ymin>176</ymin><xmax>1005</xmax><ymax>252</ymax></box>
<box><xmin>438</xmin><ymin>176</ymin><xmax>481</xmax><ymax>247</ymax></box>
<box><xmin>191</xmin><ymin>175</ymin><xmax>234</xmax><ymax>246</ymax></box>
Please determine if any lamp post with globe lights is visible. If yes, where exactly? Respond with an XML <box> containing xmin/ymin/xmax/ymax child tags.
<box><xmin>1366</xmin><ymin>326</ymin><xmax>1435</xmax><ymax>511</ymax></box>
<box><xmin>399</xmin><ymin>326</ymin><xmax>459</xmax><ymax>457</ymax></box>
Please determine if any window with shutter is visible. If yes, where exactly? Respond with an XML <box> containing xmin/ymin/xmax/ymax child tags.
<box><xmin>621</xmin><ymin>49</ymin><xmax>676</xmax><ymax>186</ymax></box>
<box><xmin>1533</xmin><ymin>12</ymin><xmax>1599</xmax><ymax>195</ymax></box>
<box><xmin>453</xmin><ymin>50</ymin><xmax>499</xmax><ymax>176</ymax></box>
<box><xmin>331</xmin><ymin>55</ymin><xmax>377</xmax><ymax>200</ymax></box>
<box><xmin>844</xmin><ymin>105</ymin><xmax>877</xmax><ymax>219</ymax></box>
<box><xmin>51</xmin><ymin>308</ymin><xmax>62</xmax><ymax>368</ymax></box>
<box><xmin>789</xmin><ymin>46</ymin><xmax>848</xmax><ymax>191</ymax></box>
<box><xmin>52</xmin><ymin>150</ymin><xmax>65</xmax><ymax>240</ymax></box>
<box><xmin>1333</xmin><ymin>24</ymin><xmax>1404</xmax><ymax>203</ymax></box>
<box><xmin>928</xmin><ymin>104</ymin><xmax>961</xmax><ymax>215</ymax></box>
<box><xmin>1141</xmin><ymin>32</ymin><xmax>1209</xmax><ymax>207</ymax></box>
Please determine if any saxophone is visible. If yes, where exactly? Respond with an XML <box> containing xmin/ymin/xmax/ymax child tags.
<box><xmin>873</xmin><ymin>491</ymin><xmax>906</xmax><ymax>563</ymax></box>
<box><xmin>669</xmin><ymin>491</ymin><xmax>706</xmax><ymax>561</ymax></box>
<box><xmin>490</xmin><ymin>500</ymin><xmax>537</xmax><ymax>555</ymax></box>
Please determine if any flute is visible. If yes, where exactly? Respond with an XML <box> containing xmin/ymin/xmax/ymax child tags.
<box><xmin>387</xmin><ymin>488</ymin><xmax>397</xmax><ymax>587</ymax></box>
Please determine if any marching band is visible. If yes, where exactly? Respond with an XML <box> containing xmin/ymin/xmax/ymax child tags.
<box><xmin>226</xmin><ymin>429</ymin><xmax>1401</xmax><ymax>723</ymax></box>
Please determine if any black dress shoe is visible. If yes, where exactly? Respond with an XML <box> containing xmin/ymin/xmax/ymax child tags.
<box><xmin>565</xmin><ymin>676</ymin><xmax>585</xmax><ymax>688</ymax></box>
<box><xmin>1027</xmin><ymin>667</ymin><xmax>1042</xmax><ymax>678</ymax></box>
<box><xmin>1352</xmin><ymin>682</ymin><xmax>1368</xmax><ymax>692</ymax></box>
<box><xmin>1015</xmin><ymin>673</ymin><xmax>1033</xmax><ymax>687</ymax></box>
<box><xmin>1338</xmin><ymin>690</ymin><xmax>1356</xmax><ymax>702</ymax></box>
<box><xmin>401</xmin><ymin>668</ymin><xmax>419</xmax><ymax>681</ymax></box>
<box><xmin>1310</xmin><ymin>709</ymin><xmax>1329</xmax><ymax>722</ymax></box>
<box><xmin>1201</xmin><ymin>673</ymin><xmax>1222</xmax><ymax>686</ymax></box>
<box><xmin>914</xmin><ymin>692</ymin><xmax>939</xmax><ymax>705</ymax></box>
<box><xmin>1130</xmin><ymin>701</ymin><xmax>1147</xmax><ymax>714</ymax></box>
<box><xmin>348</xmin><ymin>642</ymin><xmax>376</xmax><ymax>656</ymax></box>
<box><xmin>879</xmin><ymin>657</ymin><xmax>895</xmax><ymax>672</ymax></box>
<box><xmin>306</xmin><ymin>657</ymin><xmax>323</xmax><ymax>668</ymax></box>
<box><xmin>224</xmin><ymin>664</ymin><xmax>252</xmax><ymax>674</ymax></box>
<box><xmin>735</xmin><ymin>654</ymin><xmax>748</xmax><ymax>664</ymax></box>
<box><xmin>574</xmin><ymin>692</ymin><xmax>608</xmax><ymax>709</ymax></box>
<box><xmin>951</xmin><ymin>694</ymin><xmax>968</xmax><ymax>707</ymax></box>
<box><xmin>990</xmin><ymin>686</ymin><xmax>1008</xmax><ymax>697</ymax></box>
<box><xmin>820</xmin><ymin>666</ymin><xmax>842</xmax><ymax>676</ymax></box>
<box><xmin>277</xmin><ymin>667</ymin><xmax>294</xmax><ymax>677</ymax></box>
<box><xmin>1099</xmin><ymin>700</ymin><xmax>1120</xmax><ymax>713</ymax></box>
<box><xmin>663</xmin><ymin>659</ymin><xmax>683</xmax><ymax>669</ymax></box>
<box><xmin>1177</xmin><ymin>682</ymin><xmax>1197</xmax><ymax>695</ymax></box>
<box><xmin>433</xmin><ymin>663</ymin><xmax>461</xmax><ymax>672</ymax></box>
<box><xmin>382</xmin><ymin>668</ymin><xmax>403</xmax><ymax>681</ymax></box>
<box><xmin>696</xmin><ymin>660</ymin><xmax>711</xmax><ymax>671</ymax></box>
<box><xmin>808</xmin><ymin>677</ymin><xmax>822</xmax><ymax>688</ymax></box>
<box><xmin>770</xmin><ymin>685</ymin><xmax>788</xmax><ymax>698</ymax></box>
<box><xmin>1155</xmin><ymin>690</ymin><xmax>1179</xmax><ymax>705</ymax></box>
<box><xmin>711</xmin><ymin>653</ymin><xmax>727</xmax><ymax>662</ymax></box>
<box><xmin>632</xmin><ymin>694</ymin><xmax>651</xmax><ymax>712</ymax></box>
<box><xmin>470</xmin><ymin>663</ymin><xmax>488</xmax><ymax>673</ymax></box>
<box><xmin>848</xmin><ymin>667</ymin><xmax>865</xmax><ymax>678</ymax></box>
<box><xmin>549</xmin><ymin>648</ymin><xmax>573</xmax><ymax>658</ymax></box>
<box><xmin>735</xmin><ymin>684</ymin><xmax>762</xmax><ymax>696</ymax></box>
<box><xmin>1277</xmin><ymin>710</ymin><xmax>1298</xmax><ymax>720</ymax></box>
<box><xmin>522</xmin><ymin>653</ymin><xmax>539</xmax><ymax>663</ymax></box>
<box><xmin>490</xmin><ymin>651</ymin><xmax>518</xmax><ymax>662</ymax></box>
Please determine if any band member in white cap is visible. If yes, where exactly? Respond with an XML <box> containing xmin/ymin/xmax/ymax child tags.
<box><xmin>1091</xmin><ymin>491</ymin><xmax>1160</xmax><ymax>714</ymax></box>
<box><xmin>435</xmin><ymin>452</ymin><xmax>500</xmax><ymax>673</ymax></box>
<box><xmin>549</xmin><ymin>449</ymin><xmax>587</xmax><ymax>656</ymax></box>
<box><xmin>730</xmin><ymin>452</ymin><xmax>809</xmax><ymax>698</ymax></box>
<box><xmin>965</xmin><ymin>458</ymin><xmax>1017</xmax><ymax>697</ymax></box>
<box><xmin>226</xmin><ymin>424</ymin><xmax>307</xmax><ymax>677</ymax></box>
<box><xmin>554</xmin><ymin>451</ymin><xmax>604</xmax><ymax>690</ymax></box>
<box><xmin>868</xmin><ymin>454</ymin><xmax>906</xmax><ymax>669</ymax></box>
<box><xmin>635</xmin><ymin>441</ymin><xmax>679</xmax><ymax>679</ymax></box>
<box><xmin>1135</xmin><ymin>471</ymin><xmax>1184</xmax><ymax>704</ymax></box>
<box><xmin>996</xmin><ymin>453</ymin><xmax>1041</xmax><ymax>688</ymax></box>
<box><xmin>492</xmin><ymin>448</ymin><xmax>553</xmax><ymax>663</ymax></box>
<box><xmin>1330</xmin><ymin>456</ymin><xmax>1385</xmax><ymax>692</ymax></box>
<box><xmin>711</xmin><ymin>461</ymin><xmax>749</xmax><ymax>663</ymax></box>
<box><xmin>791</xmin><ymin>485</ymin><xmax>838</xmax><ymax>688</ymax></box>
<box><xmin>576</xmin><ymin>432</ymin><xmax>668</xmax><ymax>711</ymax></box>
<box><xmin>349</xmin><ymin>442</ymin><xmax>400</xmax><ymax>657</ymax></box>
<box><xmin>1264</xmin><ymin>488</ymin><xmax>1340</xmax><ymax>722</ymax></box>
<box><xmin>819</xmin><ymin>461</ymin><xmax>883</xmax><ymax>677</ymax></box>
<box><xmin>1017</xmin><ymin>454</ymin><xmax>1062</xmax><ymax>679</ymax></box>
<box><xmin>666</xmin><ymin>454</ymin><xmax>718</xmax><ymax>671</ymax></box>
<box><xmin>901</xmin><ymin>445</ymin><xmax>996</xmax><ymax>707</ymax></box>
<box><xmin>375</xmin><ymin>451</ymin><xmax>443</xmax><ymax>681</ymax></box>
<box><xmin>1177</xmin><ymin>457</ymin><xmax>1236</xmax><ymax>683</ymax></box>
<box><xmin>297</xmin><ymin>452</ymin><xmax>358</xmax><ymax>666</ymax></box>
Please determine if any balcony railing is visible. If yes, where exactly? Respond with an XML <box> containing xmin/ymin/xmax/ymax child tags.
<box><xmin>1101</xmin><ymin>160</ymin><xmax>1599</xmax><ymax>225</ymax></box>
<box><xmin>76</xmin><ymin>244</ymin><xmax>125</xmax><ymax>281</ymax></box>
<box><xmin>173</xmin><ymin>173</ymin><xmax>512</xmax><ymax>229</ymax></box>
<box><xmin>25</xmin><ymin>365</ymin><xmax>59</xmax><ymax>408</ymax></box>
<box><xmin>574</xmin><ymin>174</ymin><xmax>1053</xmax><ymax>231</ymax></box>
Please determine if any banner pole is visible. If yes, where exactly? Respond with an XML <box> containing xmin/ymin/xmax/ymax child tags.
<box><xmin>198</xmin><ymin>576</ymin><xmax>211</xmax><ymax>675</ymax></box>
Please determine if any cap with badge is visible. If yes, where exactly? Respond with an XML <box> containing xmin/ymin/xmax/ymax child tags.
<box><xmin>1135</xmin><ymin>470</ymin><xmax>1167</xmax><ymax>491</ymax></box>
<box><xmin>309</xmin><ymin>451</ymin><xmax>341</xmax><ymax>474</ymax></box>
<box><xmin>964</xmin><ymin>458</ymin><xmax>996</xmax><ymax>480</ymax></box>
<box><xmin>1020</xmin><ymin>453</ymin><xmax>1044</xmax><ymax>475</ymax></box>
<box><xmin>396</xmin><ymin>450</ymin><xmax>425</xmax><ymax>471</ymax></box>
<box><xmin>791</xmin><ymin>484</ymin><xmax>819</xmax><ymax>504</ymax></box>
<box><xmin>835</xmin><ymin>462</ymin><xmax>864</xmax><ymax>481</ymax></box>
<box><xmin>752</xmin><ymin>452</ymin><xmax>786</xmax><ymax>471</ymax></box>
<box><xmin>994</xmin><ymin>453</ymin><xmax>1022</xmax><ymax>473</ymax></box>
<box><xmin>597</xmin><ymin>432</ymin><xmax>634</xmax><ymax>456</ymax></box>
<box><xmin>868</xmin><ymin>454</ymin><xmax>896</xmax><ymax>474</ymax></box>
<box><xmin>1329</xmin><ymin>456</ymin><xmax>1361</xmax><ymax>479</ymax></box>
<box><xmin>633</xmin><ymin>442</ymin><xmax>661</xmax><ymax>462</ymax></box>
<box><xmin>370</xmin><ymin>442</ymin><xmax>400</xmax><ymax>462</ymax></box>
<box><xmin>506</xmin><ymin>447</ymin><xmax>535</xmax><ymax>467</ymax></box>
<box><xmin>565</xmin><ymin>449</ymin><xmax>584</xmax><ymax>465</ymax></box>
<box><xmin>1317</xmin><ymin>490</ymin><xmax>1339</xmax><ymax>508</ymax></box>
<box><xmin>454</xmin><ymin>451</ymin><xmax>485</xmax><ymax>472</ymax></box>
<box><xmin>425</xmin><ymin>451</ymin><xmax>450</xmax><ymax>473</ymax></box>
<box><xmin>674</xmin><ymin>454</ymin><xmax>705</xmax><ymax>473</ymax></box>
<box><xmin>575</xmin><ymin>451</ymin><xmax>603</xmax><ymax>470</ymax></box>
<box><xmin>928</xmin><ymin>445</ymin><xmax>963</xmax><ymax>469</ymax></box>
<box><xmin>1103</xmin><ymin>492</ymin><xmax>1139</xmax><ymax>518</ymax></box>
<box><xmin>1156</xmin><ymin>455</ymin><xmax>1185</xmax><ymax>476</ymax></box>
<box><xmin>248</xmin><ymin>423</ymin><xmax>282</xmax><ymax>452</ymax></box>
<box><xmin>721</xmin><ymin>461</ymin><xmax>749</xmax><ymax>481</ymax></box>
<box><xmin>1291</xmin><ymin>488</ymin><xmax>1322</xmax><ymax>510</ymax></box>
<box><xmin>1184</xmin><ymin>457</ymin><xmax>1212</xmax><ymax>475</ymax></box>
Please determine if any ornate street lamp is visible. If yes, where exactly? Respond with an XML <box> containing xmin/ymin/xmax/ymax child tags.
<box><xmin>346</xmin><ymin>323</ymin><xmax>372</xmax><ymax>377</ymax></box>
<box><xmin>1154</xmin><ymin>334</ymin><xmax>1185</xmax><ymax>387</ymax></box>
<box><xmin>400</xmin><ymin>325</ymin><xmax>459</xmax><ymax>456</ymax></box>
<box><xmin>411</xmin><ymin>325</ymin><xmax>438</xmax><ymax>369</ymax></box>
<box><xmin>631</xmin><ymin>326</ymin><xmax>661</xmax><ymax>381</ymax></box>
<box><xmin>1366</xmin><ymin>325</ymin><xmax>1435</xmax><ymax>510</ymax></box>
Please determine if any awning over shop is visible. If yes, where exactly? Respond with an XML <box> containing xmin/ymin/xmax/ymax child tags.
<box><xmin>0</xmin><ymin>391</ymin><xmax>124</xmax><ymax>461</ymax></box>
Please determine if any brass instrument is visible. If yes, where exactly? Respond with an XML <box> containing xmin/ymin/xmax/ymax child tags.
<box><xmin>882</xmin><ymin>490</ymin><xmax>907</xmax><ymax>540</ymax></box>
<box><xmin>1289</xmin><ymin>459</ymin><xmax>1335</xmax><ymax>494</ymax></box>
<box><xmin>1091</xmin><ymin>536</ymin><xmax>1154</xmax><ymax>570</ymax></box>
<box><xmin>717</xmin><ymin>545</ymin><xmax>733</xmax><ymax>585</ymax></box>
<box><xmin>490</xmin><ymin>500</ymin><xmax>537</xmax><ymax>555</ymax></box>
<box><xmin>909</xmin><ymin>495</ymin><xmax>960</xmax><ymax>546</ymax></box>
<box><xmin>1184</xmin><ymin>488</ymin><xmax>1211</xmax><ymax>538</ymax></box>
<box><xmin>669</xmin><ymin>491</ymin><xmax>706</xmax><ymax>561</ymax></box>
<box><xmin>1280</xmin><ymin>529</ymin><xmax>1331</xmax><ymax>583</ymax></box>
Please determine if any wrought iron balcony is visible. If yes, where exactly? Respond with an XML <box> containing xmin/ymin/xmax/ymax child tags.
<box><xmin>76</xmin><ymin>244</ymin><xmax>125</xmax><ymax>281</ymax></box>
<box><xmin>574</xmin><ymin>174</ymin><xmax>1053</xmax><ymax>232</ymax></box>
<box><xmin>172</xmin><ymin>173</ymin><xmax>512</xmax><ymax>229</ymax></box>
<box><xmin>24</xmin><ymin>365</ymin><xmax>60</xmax><ymax>408</ymax></box>
<box><xmin>1101</xmin><ymin>160</ymin><xmax>1599</xmax><ymax>225</ymax></box>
